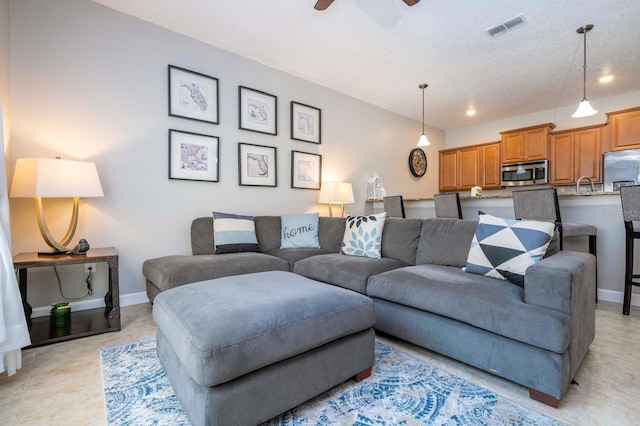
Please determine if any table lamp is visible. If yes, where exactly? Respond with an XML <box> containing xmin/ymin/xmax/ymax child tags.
<box><xmin>318</xmin><ymin>182</ymin><xmax>354</xmax><ymax>217</ymax></box>
<box><xmin>10</xmin><ymin>157</ymin><xmax>104</xmax><ymax>254</ymax></box>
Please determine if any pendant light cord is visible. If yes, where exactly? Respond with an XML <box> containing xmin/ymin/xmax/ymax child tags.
<box><xmin>581</xmin><ymin>28</ymin><xmax>587</xmax><ymax>100</ymax></box>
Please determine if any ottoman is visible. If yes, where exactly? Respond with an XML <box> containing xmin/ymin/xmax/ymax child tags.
<box><xmin>152</xmin><ymin>270</ymin><xmax>376</xmax><ymax>426</ymax></box>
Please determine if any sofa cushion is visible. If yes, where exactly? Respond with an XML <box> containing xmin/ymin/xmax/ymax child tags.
<box><xmin>213</xmin><ymin>212</ymin><xmax>259</xmax><ymax>254</ymax></box>
<box><xmin>341</xmin><ymin>213</ymin><xmax>386</xmax><ymax>258</ymax></box>
<box><xmin>264</xmin><ymin>247</ymin><xmax>334</xmax><ymax>270</ymax></box>
<box><xmin>380</xmin><ymin>218</ymin><xmax>423</xmax><ymax>265</ymax></box>
<box><xmin>153</xmin><ymin>271</ymin><xmax>375</xmax><ymax>387</ymax></box>
<box><xmin>293</xmin><ymin>253</ymin><xmax>407</xmax><ymax>294</ymax></box>
<box><xmin>367</xmin><ymin>264</ymin><xmax>570</xmax><ymax>353</ymax></box>
<box><xmin>465</xmin><ymin>213</ymin><xmax>555</xmax><ymax>286</ymax></box>
<box><xmin>415</xmin><ymin>219</ymin><xmax>478</xmax><ymax>267</ymax></box>
<box><xmin>280</xmin><ymin>213</ymin><xmax>320</xmax><ymax>248</ymax></box>
<box><xmin>142</xmin><ymin>252</ymin><xmax>289</xmax><ymax>292</ymax></box>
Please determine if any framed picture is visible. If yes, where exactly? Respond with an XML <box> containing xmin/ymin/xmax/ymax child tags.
<box><xmin>291</xmin><ymin>150</ymin><xmax>322</xmax><ymax>190</ymax></box>
<box><xmin>169</xmin><ymin>129</ymin><xmax>219</xmax><ymax>182</ymax></box>
<box><xmin>168</xmin><ymin>65</ymin><xmax>219</xmax><ymax>124</ymax></box>
<box><xmin>291</xmin><ymin>102</ymin><xmax>321</xmax><ymax>144</ymax></box>
<box><xmin>238</xmin><ymin>86</ymin><xmax>277</xmax><ymax>135</ymax></box>
<box><xmin>238</xmin><ymin>143</ymin><xmax>277</xmax><ymax>187</ymax></box>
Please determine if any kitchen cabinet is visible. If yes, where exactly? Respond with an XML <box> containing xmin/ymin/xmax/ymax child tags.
<box><xmin>439</xmin><ymin>142</ymin><xmax>501</xmax><ymax>192</ymax></box>
<box><xmin>439</xmin><ymin>150</ymin><xmax>458</xmax><ymax>191</ymax></box>
<box><xmin>607</xmin><ymin>107</ymin><xmax>640</xmax><ymax>151</ymax></box>
<box><xmin>479</xmin><ymin>143</ymin><xmax>501</xmax><ymax>188</ymax></box>
<box><xmin>550</xmin><ymin>125</ymin><xmax>603</xmax><ymax>185</ymax></box>
<box><xmin>500</xmin><ymin>123</ymin><xmax>555</xmax><ymax>163</ymax></box>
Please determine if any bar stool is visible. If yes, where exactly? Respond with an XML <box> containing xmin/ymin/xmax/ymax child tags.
<box><xmin>383</xmin><ymin>195</ymin><xmax>406</xmax><ymax>218</ymax></box>
<box><xmin>620</xmin><ymin>185</ymin><xmax>640</xmax><ymax>315</ymax></box>
<box><xmin>434</xmin><ymin>193</ymin><xmax>463</xmax><ymax>219</ymax></box>
<box><xmin>513</xmin><ymin>188</ymin><xmax>598</xmax><ymax>301</ymax></box>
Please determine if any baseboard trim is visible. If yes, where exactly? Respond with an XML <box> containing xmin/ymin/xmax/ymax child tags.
<box><xmin>31</xmin><ymin>291</ymin><xmax>150</xmax><ymax>318</ymax></box>
<box><xmin>597</xmin><ymin>288</ymin><xmax>640</xmax><ymax>306</ymax></box>
<box><xmin>120</xmin><ymin>291</ymin><xmax>151</xmax><ymax>307</ymax></box>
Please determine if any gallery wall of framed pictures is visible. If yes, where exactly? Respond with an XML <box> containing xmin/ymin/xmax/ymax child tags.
<box><xmin>166</xmin><ymin>64</ymin><xmax>323</xmax><ymax>190</ymax></box>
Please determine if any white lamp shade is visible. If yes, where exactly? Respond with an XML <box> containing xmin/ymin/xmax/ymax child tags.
<box><xmin>572</xmin><ymin>100</ymin><xmax>598</xmax><ymax>118</ymax></box>
<box><xmin>10</xmin><ymin>158</ymin><xmax>104</xmax><ymax>198</ymax></box>
<box><xmin>318</xmin><ymin>182</ymin><xmax>354</xmax><ymax>204</ymax></box>
<box><xmin>417</xmin><ymin>133</ymin><xmax>431</xmax><ymax>147</ymax></box>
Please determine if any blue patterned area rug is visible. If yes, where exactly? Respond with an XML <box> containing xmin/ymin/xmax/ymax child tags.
<box><xmin>100</xmin><ymin>338</ymin><xmax>565</xmax><ymax>425</ymax></box>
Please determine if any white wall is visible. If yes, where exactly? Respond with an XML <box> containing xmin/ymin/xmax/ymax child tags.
<box><xmin>0</xmin><ymin>0</ymin><xmax>11</xmax><ymax>240</ymax></box>
<box><xmin>446</xmin><ymin>90</ymin><xmax>640</xmax><ymax>149</ymax></box>
<box><xmin>8</xmin><ymin>0</ymin><xmax>444</xmax><ymax>307</ymax></box>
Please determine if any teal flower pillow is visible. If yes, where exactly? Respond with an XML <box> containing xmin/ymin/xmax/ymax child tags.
<box><xmin>341</xmin><ymin>212</ymin><xmax>386</xmax><ymax>259</ymax></box>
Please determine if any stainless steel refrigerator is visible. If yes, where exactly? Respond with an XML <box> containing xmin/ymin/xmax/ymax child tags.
<box><xmin>603</xmin><ymin>149</ymin><xmax>640</xmax><ymax>191</ymax></box>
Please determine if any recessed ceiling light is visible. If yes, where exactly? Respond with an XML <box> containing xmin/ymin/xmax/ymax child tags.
<box><xmin>599</xmin><ymin>75</ymin><xmax>614</xmax><ymax>83</ymax></box>
<box><xmin>466</xmin><ymin>108</ymin><xmax>476</xmax><ymax>117</ymax></box>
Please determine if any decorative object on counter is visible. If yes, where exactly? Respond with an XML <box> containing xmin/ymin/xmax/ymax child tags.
<box><xmin>408</xmin><ymin>148</ymin><xmax>427</xmax><ymax>177</ymax></box>
<box><xmin>318</xmin><ymin>182</ymin><xmax>354</xmax><ymax>217</ymax></box>
<box><xmin>169</xmin><ymin>129</ymin><xmax>219</xmax><ymax>182</ymax></box>
<box><xmin>67</xmin><ymin>239</ymin><xmax>90</xmax><ymax>255</ymax></box>
<box><xmin>10</xmin><ymin>158</ymin><xmax>104</xmax><ymax>255</ymax></box>
<box><xmin>238</xmin><ymin>86</ymin><xmax>278</xmax><ymax>135</ymax></box>
<box><xmin>619</xmin><ymin>184</ymin><xmax>640</xmax><ymax>315</ymax></box>
<box><xmin>168</xmin><ymin>65</ymin><xmax>219</xmax><ymax>124</ymax></box>
<box><xmin>291</xmin><ymin>151</ymin><xmax>322</xmax><ymax>190</ymax></box>
<box><xmin>572</xmin><ymin>25</ymin><xmax>597</xmax><ymax>118</ymax></box>
<box><xmin>291</xmin><ymin>102</ymin><xmax>321</xmax><ymax>144</ymax></box>
<box><xmin>434</xmin><ymin>193</ymin><xmax>463</xmax><ymax>219</ymax></box>
<box><xmin>366</xmin><ymin>173</ymin><xmax>384</xmax><ymax>199</ymax></box>
<box><xmin>416</xmin><ymin>83</ymin><xmax>431</xmax><ymax>146</ymax></box>
<box><xmin>471</xmin><ymin>186</ymin><xmax>482</xmax><ymax>197</ymax></box>
<box><xmin>238</xmin><ymin>143</ymin><xmax>277</xmax><ymax>187</ymax></box>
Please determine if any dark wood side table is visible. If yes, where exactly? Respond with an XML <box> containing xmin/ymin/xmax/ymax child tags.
<box><xmin>13</xmin><ymin>247</ymin><xmax>120</xmax><ymax>348</ymax></box>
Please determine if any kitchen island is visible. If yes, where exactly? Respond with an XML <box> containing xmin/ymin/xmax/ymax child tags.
<box><xmin>368</xmin><ymin>190</ymin><xmax>634</xmax><ymax>310</ymax></box>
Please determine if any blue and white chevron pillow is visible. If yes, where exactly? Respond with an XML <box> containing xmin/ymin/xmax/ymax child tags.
<box><xmin>213</xmin><ymin>212</ymin><xmax>259</xmax><ymax>254</ymax></box>
<box><xmin>464</xmin><ymin>213</ymin><xmax>555</xmax><ymax>286</ymax></box>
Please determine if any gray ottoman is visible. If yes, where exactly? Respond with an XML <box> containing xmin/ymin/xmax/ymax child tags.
<box><xmin>153</xmin><ymin>270</ymin><xmax>376</xmax><ymax>426</ymax></box>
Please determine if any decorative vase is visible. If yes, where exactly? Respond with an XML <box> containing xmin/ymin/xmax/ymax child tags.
<box><xmin>367</xmin><ymin>173</ymin><xmax>384</xmax><ymax>200</ymax></box>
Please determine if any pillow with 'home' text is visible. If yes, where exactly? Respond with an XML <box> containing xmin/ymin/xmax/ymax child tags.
<box><xmin>213</xmin><ymin>212</ymin><xmax>259</xmax><ymax>254</ymax></box>
<box><xmin>280</xmin><ymin>213</ymin><xmax>321</xmax><ymax>248</ymax></box>
<box><xmin>464</xmin><ymin>212</ymin><xmax>555</xmax><ymax>286</ymax></box>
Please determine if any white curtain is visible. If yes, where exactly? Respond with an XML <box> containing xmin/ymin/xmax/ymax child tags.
<box><xmin>0</xmin><ymin>97</ymin><xmax>31</xmax><ymax>375</ymax></box>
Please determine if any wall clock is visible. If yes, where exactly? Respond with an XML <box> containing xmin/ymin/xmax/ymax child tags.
<box><xmin>409</xmin><ymin>148</ymin><xmax>427</xmax><ymax>177</ymax></box>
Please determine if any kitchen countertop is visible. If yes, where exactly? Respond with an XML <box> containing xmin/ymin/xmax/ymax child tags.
<box><xmin>368</xmin><ymin>191</ymin><xmax>620</xmax><ymax>202</ymax></box>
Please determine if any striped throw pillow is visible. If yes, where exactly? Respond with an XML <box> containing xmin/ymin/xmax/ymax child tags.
<box><xmin>212</xmin><ymin>212</ymin><xmax>259</xmax><ymax>254</ymax></box>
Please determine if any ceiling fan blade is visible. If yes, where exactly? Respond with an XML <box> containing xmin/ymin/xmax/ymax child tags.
<box><xmin>402</xmin><ymin>0</ymin><xmax>421</xmax><ymax>6</ymax></box>
<box><xmin>314</xmin><ymin>0</ymin><xmax>335</xmax><ymax>10</ymax></box>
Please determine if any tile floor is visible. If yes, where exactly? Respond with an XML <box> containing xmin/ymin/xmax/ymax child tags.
<box><xmin>0</xmin><ymin>301</ymin><xmax>638</xmax><ymax>425</ymax></box>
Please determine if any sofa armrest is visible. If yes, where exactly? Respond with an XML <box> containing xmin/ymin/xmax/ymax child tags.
<box><xmin>524</xmin><ymin>251</ymin><xmax>596</xmax><ymax>314</ymax></box>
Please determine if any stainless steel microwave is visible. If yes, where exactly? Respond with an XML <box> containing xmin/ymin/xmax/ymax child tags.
<box><xmin>500</xmin><ymin>160</ymin><xmax>548</xmax><ymax>186</ymax></box>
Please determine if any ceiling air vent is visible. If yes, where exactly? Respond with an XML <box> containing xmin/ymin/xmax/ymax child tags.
<box><xmin>485</xmin><ymin>14</ymin><xmax>527</xmax><ymax>37</ymax></box>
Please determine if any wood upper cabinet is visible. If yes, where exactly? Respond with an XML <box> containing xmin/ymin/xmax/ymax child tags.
<box><xmin>439</xmin><ymin>150</ymin><xmax>458</xmax><ymax>191</ymax></box>
<box><xmin>439</xmin><ymin>142</ymin><xmax>500</xmax><ymax>192</ymax></box>
<box><xmin>479</xmin><ymin>143</ymin><xmax>501</xmax><ymax>188</ymax></box>
<box><xmin>550</xmin><ymin>125</ymin><xmax>603</xmax><ymax>185</ymax></box>
<box><xmin>500</xmin><ymin>123</ymin><xmax>555</xmax><ymax>163</ymax></box>
<box><xmin>607</xmin><ymin>107</ymin><xmax>640</xmax><ymax>151</ymax></box>
<box><xmin>458</xmin><ymin>147</ymin><xmax>479</xmax><ymax>189</ymax></box>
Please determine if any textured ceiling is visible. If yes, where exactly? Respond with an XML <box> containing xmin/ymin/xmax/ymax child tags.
<box><xmin>92</xmin><ymin>0</ymin><xmax>640</xmax><ymax>130</ymax></box>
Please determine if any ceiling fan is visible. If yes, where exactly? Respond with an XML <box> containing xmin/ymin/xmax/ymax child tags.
<box><xmin>314</xmin><ymin>0</ymin><xmax>420</xmax><ymax>11</ymax></box>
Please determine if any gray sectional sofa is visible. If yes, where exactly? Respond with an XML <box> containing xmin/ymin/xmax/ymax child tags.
<box><xmin>143</xmin><ymin>215</ymin><xmax>596</xmax><ymax>407</ymax></box>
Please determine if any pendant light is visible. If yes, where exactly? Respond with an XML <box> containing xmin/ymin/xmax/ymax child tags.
<box><xmin>417</xmin><ymin>83</ymin><xmax>431</xmax><ymax>146</ymax></box>
<box><xmin>572</xmin><ymin>24</ymin><xmax>597</xmax><ymax>118</ymax></box>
